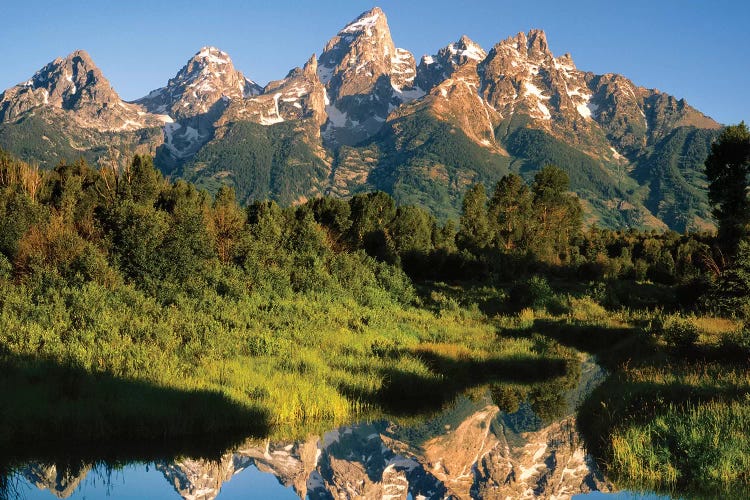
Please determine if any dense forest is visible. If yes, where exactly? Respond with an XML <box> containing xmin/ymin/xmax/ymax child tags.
<box><xmin>0</xmin><ymin>124</ymin><xmax>748</xmax><ymax>496</ymax></box>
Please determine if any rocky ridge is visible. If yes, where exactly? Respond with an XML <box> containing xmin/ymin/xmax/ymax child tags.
<box><xmin>0</xmin><ymin>50</ymin><xmax>170</xmax><ymax>132</ymax></box>
<box><xmin>136</xmin><ymin>46</ymin><xmax>262</xmax><ymax>120</ymax></box>
<box><xmin>316</xmin><ymin>7</ymin><xmax>425</xmax><ymax>145</ymax></box>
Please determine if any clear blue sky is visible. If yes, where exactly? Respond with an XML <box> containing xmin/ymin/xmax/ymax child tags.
<box><xmin>2</xmin><ymin>0</ymin><xmax>747</xmax><ymax>124</ymax></box>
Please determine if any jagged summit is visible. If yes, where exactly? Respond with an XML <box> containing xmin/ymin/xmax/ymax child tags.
<box><xmin>338</xmin><ymin>7</ymin><xmax>387</xmax><ymax>37</ymax></box>
<box><xmin>449</xmin><ymin>35</ymin><xmax>487</xmax><ymax>62</ymax></box>
<box><xmin>415</xmin><ymin>35</ymin><xmax>488</xmax><ymax>94</ymax></box>
<box><xmin>135</xmin><ymin>46</ymin><xmax>261</xmax><ymax>120</ymax></box>
<box><xmin>194</xmin><ymin>46</ymin><xmax>231</xmax><ymax>64</ymax></box>
<box><xmin>317</xmin><ymin>7</ymin><xmax>423</xmax><ymax>145</ymax></box>
<box><xmin>1</xmin><ymin>49</ymin><xmax>118</xmax><ymax>117</ymax></box>
<box><xmin>0</xmin><ymin>49</ymin><xmax>168</xmax><ymax>131</ymax></box>
<box><xmin>318</xmin><ymin>7</ymin><xmax>397</xmax><ymax>93</ymax></box>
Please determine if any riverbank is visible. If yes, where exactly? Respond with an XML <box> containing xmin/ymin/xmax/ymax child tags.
<box><xmin>0</xmin><ymin>279</ymin><xmax>576</xmax><ymax>453</ymax></box>
<box><xmin>2</xmin><ymin>278</ymin><xmax>749</xmax><ymax>497</ymax></box>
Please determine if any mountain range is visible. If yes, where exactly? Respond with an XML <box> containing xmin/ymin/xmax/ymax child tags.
<box><xmin>0</xmin><ymin>7</ymin><xmax>722</xmax><ymax>231</ymax></box>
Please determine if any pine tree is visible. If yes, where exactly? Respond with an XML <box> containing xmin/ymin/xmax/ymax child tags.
<box><xmin>457</xmin><ymin>183</ymin><xmax>492</xmax><ymax>254</ymax></box>
<box><xmin>704</xmin><ymin>122</ymin><xmax>750</xmax><ymax>256</ymax></box>
<box><xmin>487</xmin><ymin>174</ymin><xmax>533</xmax><ymax>252</ymax></box>
<box><xmin>708</xmin><ymin>239</ymin><xmax>750</xmax><ymax>318</ymax></box>
<box><xmin>531</xmin><ymin>166</ymin><xmax>582</xmax><ymax>262</ymax></box>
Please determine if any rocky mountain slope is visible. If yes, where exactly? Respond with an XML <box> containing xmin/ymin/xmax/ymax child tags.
<box><xmin>0</xmin><ymin>50</ymin><xmax>168</xmax><ymax>169</ymax></box>
<box><xmin>0</xmin><ymin>7</ymin><xmax>722</xmax><ymax>231</ymax></box>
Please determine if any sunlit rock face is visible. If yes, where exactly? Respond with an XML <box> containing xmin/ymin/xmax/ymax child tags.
<box><xmin>316</xmin><ymin>7</ymin><xmax>424</xmax><ymax>146</ymax></box>
<box><xmin>0</xmin><ymin>50</ymin><xmax>168</xmax><ymax>131</ymax></box>
<box><xmin>134</xmin><ymin>46</ymin><xmax>262</xmax><ymax>166</ymax></box>
<box><xmin>135</xmin><ymin>46</ymin><xmax>261</xmax><ymax>121</ymax></box>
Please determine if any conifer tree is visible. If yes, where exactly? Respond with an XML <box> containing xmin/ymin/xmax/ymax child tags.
<box><xmin>457</xmin><ymin>183</ymin><xmax>492</xmax><ymax>254</ymax></box>
<box><xmin>488</xmin><ymin>174</ymin><xmax>533</xmax><ymax>252</ymax></box>
<box><xmin>531</xmin><ymin>166</ymin><xmax>582</xmax><ymax>261</ymax></box>
<box><xmin>704</xmin><ymin>122</ymin><xmax>750</xmax><ymax>256</ymax></box>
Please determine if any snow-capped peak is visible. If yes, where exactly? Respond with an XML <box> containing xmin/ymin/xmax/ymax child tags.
<box><xmin>135</xmin><ymin>46</ymin><xmax>260</xmax><ymax>119</ymax></box>
<box><xmin>194</xmin><ymin>46</ymin><xmax>232</xmax><ymax>65</ymax></box>
<box><xmin>340</xmin><ymin>7</ymin><xmax>384</xmax><ymax>35</ymax></box>
<box><xmin>448</xmin><ymin>36</ymin><xmax>487</xmax><ymax>62</ymax></box>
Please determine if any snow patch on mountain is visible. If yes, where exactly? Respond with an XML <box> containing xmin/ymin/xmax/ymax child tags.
<box><xmin>196</xmin><ymin>46</ymin><xmax>231</xmax><ymax>65</ymax></box>
<box><xmin>448</xmin><ymin>40</ymin><xmax>486</xmax><ymax>61</ymax></box>
<box><xmin>341</xmin><ymin>10</ymin><xmax>381</xmax><ymax>35</ymax></box>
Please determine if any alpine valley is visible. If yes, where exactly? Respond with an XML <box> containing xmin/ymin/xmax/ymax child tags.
<box><xmin>0</xmin><ymin>7</ymin><xmax>721</xmax><ymax>231</ymax></box>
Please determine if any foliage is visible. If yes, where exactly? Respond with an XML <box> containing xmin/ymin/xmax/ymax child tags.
<box><xmin>704</xmin><ymin>122</ymin><xmax>750</xmax><ymax>255</ymax></box>
<box><xmin>0</xmin><ymin>140</ymin><xmax>749</xmax><ymax>495</ymax></box>
<box><xmin>182</xmin><ymin>121</ymin><xmax>329</xmax><ymax>205</ymax></box>
<box><xmin>661</xmin><ymin>317</ymin><xmax>700</xmax><ymax>349</ymax></box>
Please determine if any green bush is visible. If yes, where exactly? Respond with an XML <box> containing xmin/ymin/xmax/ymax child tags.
<box><xmin>662</xmin><ymin>318</ymin><xmax>700</xmax><ymax>349</ymax></box>
<box><xmin>720</xmin><ymin>327</ymin><xmax>750</xmax><ymax>358</ymax></box>
<box><xmin>509</xmin><ymin>275</ymin><xmax>554</xmax><ymax>311</ymax></box>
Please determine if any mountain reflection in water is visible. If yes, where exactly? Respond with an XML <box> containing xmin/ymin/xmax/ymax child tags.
<box><xmin>6</xmin><ymin>356</ymin><xmax>618</xmax><ymax>499</ymax></box>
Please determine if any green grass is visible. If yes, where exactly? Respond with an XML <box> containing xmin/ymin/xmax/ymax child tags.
<box><xmin>2</xmin><ymin>271</ymin><xmax>748</xmax><ymax>497</ymax></box>
<box><xmin>0</xmin><ymin>278</ymin><xmax>574</xmax><ymax>452</ymax></box>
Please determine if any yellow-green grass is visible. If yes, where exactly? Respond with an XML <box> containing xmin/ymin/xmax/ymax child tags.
<box><xmin>564</xmin><ymin>307</ymin><xmax>750</xmax><ymax>495</ymax></box>
<box><xmin>0</xmin><ymin>280</ymin><xmax>572</xmax><ymax>449</ymax></box>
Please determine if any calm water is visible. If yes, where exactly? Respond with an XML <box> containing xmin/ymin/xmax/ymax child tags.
<box><xmin>2</xmin><ymin>356</ymin><xmax>676</xmax><ymax>499</ymax></box>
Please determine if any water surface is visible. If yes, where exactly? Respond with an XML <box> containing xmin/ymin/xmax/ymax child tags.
<box><xmin>2</xmin><ymin>355</ymin><xmax>675</xmax><ymax>499</ymax></box>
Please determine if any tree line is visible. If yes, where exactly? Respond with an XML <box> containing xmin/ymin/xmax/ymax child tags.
<box><xmin>0</xmin><ymin>121</ymin><xmax>747</xmax><ymax>318</ymax></box>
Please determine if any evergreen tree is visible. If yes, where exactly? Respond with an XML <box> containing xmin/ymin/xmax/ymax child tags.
<box><xmin>488</xmin><ymin>174</ymin><xmax>533</xmax><ymax>252</ymax></box>
<box><xmin>211</xmin><ymin>186</ymin><xmax>246</xmax><ymax>263</ymax></box>
<box><xmin>457</xmin><ymin>183</ymin><xmax>492</xmax><ymax>254</ymax></box>
<box><xmin>307</xmin><ymin>196</ymin><xmax>352</xmax><ymax>250</ymax></box>
<box><xmin>129</xmin><ymin>155</ymin><xmax>163</xmax><ymax>207</ymax></box>
<box><xmin>704</xmin><ymin>122</ymin><xmax>750</xmax><ymax>256</ymax></box>
<box><xmin>707</xmin><ymin>239</ymin><xmax>750</xmax><ymax>318</ymax></box>
<box><xmin>531</xmin><ymin>166</ymin><xmax>582</xmax><ymax>262</ymax></box>
<box><xmin>388</xmin><ymin>205</ymin><xmax>434</xmax><ymax>255</ymax></box>
<box><xmin>348</xmin><ymin>192</ymin><xmax>397</xmax><ymax>261</ymax></box>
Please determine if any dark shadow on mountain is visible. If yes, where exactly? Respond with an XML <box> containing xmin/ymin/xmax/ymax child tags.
<box><xmin>154</xmin><ymin>98</ymin><xmax>229</xmax><ymax>175</ymax></box>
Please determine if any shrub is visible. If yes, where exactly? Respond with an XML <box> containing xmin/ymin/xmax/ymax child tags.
<box><xmin>569</xmin><ymin>296</ymin><xmax>608</xmax><ymax>322</ymax></box>
<box><xmin>646</xmin><ymin>314</ymin><xmax>666</xmax><ymax>338</ymax></box>
<box><xmin>429</xmin><ymin>290</ymin><xmax>460</xmax><ymax>312</ymax></box>
<box><xmin>509</xmin><ymin>275</ymin><xmax>554</xmax><ymax>311</ymax></box>
<box><xmin>662</xmin><ymin>318</ymin><xmax>700</xmax><ymax>349</ymax></box>
<box><xmin>517</xmin><ymin>308</ymin><xmax>535</xmax><ymax>329</ymax></box>
<box><xmin>720</xmin><ymin>327</ymin><xmax>750</xmax><ymax>358</ymax></box>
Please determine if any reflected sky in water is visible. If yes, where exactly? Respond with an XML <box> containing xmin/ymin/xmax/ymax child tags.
<box><xmin>13</xmin><ymin>462</ymin><xmax>298</xmax><ymax>499</ymax></box>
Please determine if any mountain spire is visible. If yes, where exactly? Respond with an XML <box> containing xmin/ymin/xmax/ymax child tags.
<box><xmin>135</xmin><ymin>46</ymin><xmax>261</xmax><ymax>119</ymax></box>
